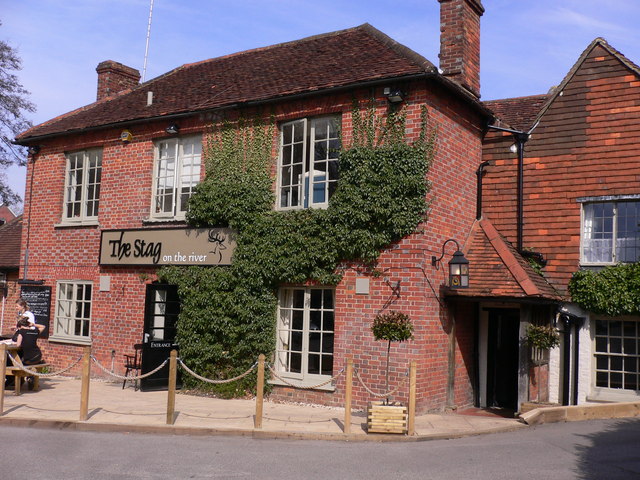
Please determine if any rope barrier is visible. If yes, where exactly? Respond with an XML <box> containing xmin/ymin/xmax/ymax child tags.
<box><xmin>266</xmin><ymin>363</ymin><xmax>344</xmax><ymax>390</ymax></box>
<box><xmin>90</xmin><ymin>355</ymin><xmax>169</xmax><ymax>381</ymax></box>
<box><xmin>353</xmin><ymin>366</ymin><xmax>408</xmax><ymax>398</ymax></box>
<box><xmin>178</xmin><ymin>358</ymin><xmax>257</xmax><ymax>384</ymax></box>
<box><xmin>7</xmin><ymin>354</ymin><xmax>84</xmax><ymax>378</ymax></box>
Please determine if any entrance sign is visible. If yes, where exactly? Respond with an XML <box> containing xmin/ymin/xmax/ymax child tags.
<box><xmin>99</xmin><ymin>227</ymin><xmax>236</xmax><ymax>266</ymax></box>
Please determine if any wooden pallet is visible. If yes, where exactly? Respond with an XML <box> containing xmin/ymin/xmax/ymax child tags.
<box><xmin>367</xmin><ymin>401</ymin><xmax>408</xmax><ymax>434</ymax></box>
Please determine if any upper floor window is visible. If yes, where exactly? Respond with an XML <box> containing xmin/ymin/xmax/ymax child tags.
<box><xmin>63</xmin><ymin>149</ymin><xmax>102</xmax><ymax>223</ymax></box>
<box><xmin>152</xmin><ymin>136</ymin><xmax>202</xmax><ymax>220</ymax></box>
<box><xmin>582</xmin><ymin>201</ymin><xmax>640</xmax><ymax>265</ymax></box>
<box><xmin>275</xmin><ymin>287</ymin><xmax>335</xmax><ymax>385</ymax></box>
<box><xmin>277</xmin><ymin>116</ymin><xmax>340</xmax><ymax>210</ymax></box>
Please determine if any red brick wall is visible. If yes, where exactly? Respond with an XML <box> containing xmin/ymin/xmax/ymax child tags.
<box><xmin>0</xmin><ymin>271</ymin><xmax>21</xmax><ymax>336</ymax></box>
<box><xmin>482</xmin><ymin>45</ymin><xmax>640</xmax><ymax>295</ymax></box>
<box><xmin>23</xmin><ymin>80</ymin><xmax>484</xmax><ymax>412</ymax></box>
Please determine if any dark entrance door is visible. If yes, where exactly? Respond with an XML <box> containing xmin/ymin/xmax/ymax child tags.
<box><xmin>140</xmin><ymin>283</ymin><xmax>181</xmax><ymax>391</ymax></box>
<box><xmin>486</xmin><ymin>308</ymin><xmax>520</xmax><ymax>410</ymax></box>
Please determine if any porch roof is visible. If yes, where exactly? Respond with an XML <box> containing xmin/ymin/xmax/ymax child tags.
<box><xmin>445</xmin><ymin>219</ymin><xmax>562</xmax><ymax>302</ymax></box>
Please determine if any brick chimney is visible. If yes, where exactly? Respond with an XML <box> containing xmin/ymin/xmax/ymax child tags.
<box><xmin>438</xmin><ymin>0</ymin><xmax>484</xmax><ymax>97</ymax></box>
<box><xmin>96</xmin><ymin>60</ymin><xmax>141</xmax><ymax>101</ymax></box>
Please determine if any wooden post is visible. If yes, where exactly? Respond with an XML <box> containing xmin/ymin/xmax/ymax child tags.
<box><xmin>408</xmin><ymin>361</ymin><xmax>417</xmax><ymax>435</ymax></box>
<box><xmin>166</xmin><ymin>349</ymin><xmax>177</xmax><ymax>425</ymax></box>
<box><xmin>344</xmin><ymin>358</ymin><xmax>353</xmax><ymax>434</ymax></box>
<box><xmin>0</xmin><ymin>343</ymin><xmax>6</xmax><ymax>415</ymax></box>
<box><xmin>79</xmin><ymin>346</ymin><xmax>91</xmax><ymax>421</ymax></box>
<box><xmin>254</xmin><ymin>354</ymin><xmax>265</xmax><ymax>429</ymax></box>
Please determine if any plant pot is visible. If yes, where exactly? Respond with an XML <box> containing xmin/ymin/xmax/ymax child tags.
<box><xmin>366</xmin><ymin>400</ymin><xmax>408</xmax><ymax>434</ymax></box>
<box><xmin>530</xmin><ymin>346</ymin><xmax>549</xmax><ymax>365</ymax></box>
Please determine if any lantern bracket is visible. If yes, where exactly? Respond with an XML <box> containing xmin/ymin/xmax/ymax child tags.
<box><xmin>431</xmin><ymin>239</ymin><xmax>461</xmax><ymax>268</ymax></box>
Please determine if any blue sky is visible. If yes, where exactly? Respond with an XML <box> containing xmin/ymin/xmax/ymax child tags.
<box><xmin>2</xmin><ymin>0</ymin><xmax>640</xmax><ymax>203</ymax></box>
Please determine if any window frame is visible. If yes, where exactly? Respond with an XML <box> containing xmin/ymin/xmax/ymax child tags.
<box><xmin>276</xmin><ymin>116</ymin><xmax>340</xmax><ymax>211</ymax></box>
<box><xmin>50</xmin><ymin>280</ymin><xmax>93</xmax><ymax>345</ymax></box>
<box><xmin>150</xmin><ymin>135</ymin><xmax>202</xmax><ymax>220</ymax></box>
<box><xmin>580</xmin><ymin>199</ymin><xmax>640</xmax><ymax>266</ymax></box>
<box><xmin>592</xmin><ymin>317</ymin><xmax>640</xmax><ymax>398</ymax></box>
<box><xmin>62</xmin><ymin>149</ymin><xmax>102</xmax><ymax>225</ymax></box>
<box><xmin>274</xmin><ymin>286</ymin><xmax>335</xmax><ymax>389</ymax></box>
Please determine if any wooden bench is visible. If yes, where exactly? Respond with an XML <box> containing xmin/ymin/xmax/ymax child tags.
<box><xmin>5</xmin><ymin>363</ymin><xmax>50</xmax><ymax>395</ymax></box>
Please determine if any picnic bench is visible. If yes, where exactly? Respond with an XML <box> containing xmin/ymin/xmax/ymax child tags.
<box><xmin>3</xmin><ymin>343</ymin><xmax>49</xmax><ymax>395</ymax></box>
<box><xmin>6</xmin><ymin>363</ymin><xmax>50</xmax><ymax>395</ymax></box>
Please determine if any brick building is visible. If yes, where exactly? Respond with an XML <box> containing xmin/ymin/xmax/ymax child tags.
<box><xmin>14</xmin><ymin>0</ymin><xmax>501</xmax><ymax>413</ymax></box>
<box><xmin>482</xmin><ymin>38</ymin><xmax>640</xmax><ymax>406</ymax></box>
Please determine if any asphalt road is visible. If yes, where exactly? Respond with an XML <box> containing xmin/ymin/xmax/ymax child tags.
<box><xmin>1</xmin><ymin>418</ymin><xmax>639</xmax><ymax>479</ymax></box>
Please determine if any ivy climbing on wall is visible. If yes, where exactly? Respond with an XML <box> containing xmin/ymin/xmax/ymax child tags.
<box><xmin>159</xmin><ymin>101</ymin><xmax>436</xmax><ymax>397</ymax></box>
<box><xmin>569</xmin><ymin>263</ymin><xmax>640</xmax><ymax>316</ymax></box>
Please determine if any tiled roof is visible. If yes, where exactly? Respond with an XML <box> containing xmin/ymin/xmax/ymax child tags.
<box><xmin>18</xmin><ymin>24</ymin><xmax>441</xmax><ymax>142</ymax></box>
<box><xmin>483</xmin><ymin>94</ymin><xmax>548</xmax><ymax>132</ymax></box>
<box><xmin>484</xmin><ymin>38</ymin><xmax>640</xmax><ymax>136</ymax></box>
<box><xmin>447</xmin><ymin>219</ymin><xmax>561</xmax><ymax>301</ymax></box>
<box><xmin>0</xmin><ymin>215</ymin><xmax>22</xmax><ymax>270</ymax></box>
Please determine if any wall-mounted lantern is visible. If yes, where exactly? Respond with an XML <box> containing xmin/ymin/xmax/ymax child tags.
<box><xmin>431</xmin><ymin>239</ymin><xmax>469</xmax><ymax>288</ymax></box>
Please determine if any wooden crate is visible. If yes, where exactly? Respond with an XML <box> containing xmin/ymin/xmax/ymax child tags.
<box><xmin>367</xmin><ymin>401</ymin><xmax>408</xmax><ymax>434</ymax></box>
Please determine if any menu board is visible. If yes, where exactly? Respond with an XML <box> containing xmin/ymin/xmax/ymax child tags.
<box><xmin>19</xmin><ymin>285</ymin><xmax>52</xmax><ymax>338</ymax></box>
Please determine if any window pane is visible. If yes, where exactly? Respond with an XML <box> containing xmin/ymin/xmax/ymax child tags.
<box><xmin>308</xmin><ymin>354</ymin><xmax>320</xmax><ymax>374</ymax></box>
<box><xmin>289</xmin><ymin>353</ymin><xmax>301</xmax><ymax>373</ymax></box>
<box><xmin>610</xmin><ymin>321</ymin><xmax>622</xmax><ymax>336</ymax></box>
<box><xmin>583</xmin><ymin>203</ymin><xmax>613</xmax><ymax>263</ymax></box>
<box><xmin>611</xmin><ymin>356</ymin><xmax>623</xmax><ymax>371</ymax></box>
<box><xmin>321</xmin><ymin>355</ymin><xmax>333</xmax><ymax>375</ymax></box>
<box><xmin>596</xmin><ymin>371</ymin><xmax>608</xmax><ymax>388</ymax></box>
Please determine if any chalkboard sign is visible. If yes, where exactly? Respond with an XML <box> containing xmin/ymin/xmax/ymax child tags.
<box><xmin>19</xmin><ymin>286</ymin><xmax>52</xmax><ymax>338</ymax></box>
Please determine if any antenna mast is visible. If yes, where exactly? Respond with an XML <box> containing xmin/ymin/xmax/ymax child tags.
<box><xmin>142</xmin><ymin>0</ymin><xmax>155</xmax><ymax>82</ymax></box>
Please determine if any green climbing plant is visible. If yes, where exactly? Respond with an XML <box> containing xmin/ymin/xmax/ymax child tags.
<box><xmin>569</xmin><ymin>263</ymin><xmax>640</xmax><ymax>316</ymax></box>
<box><xmin>159</xmin><ymin>102</ymin><xmax>435</xmax><ymax>397</ymax></box>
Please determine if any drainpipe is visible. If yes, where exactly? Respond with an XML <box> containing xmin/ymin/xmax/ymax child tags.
<box><xmin>513</xmin><ymin>132</ymin><xmax>529</xmax><ymax>252</ymax></box>
<box><xmin>558</xmin><ymin>311</ymin><xmax>584</xmax><ymax>405</ymax></box>
<box><xmin>476</xmin><ymin>161</ymin><xmax>490</xmax><ymax>220</ymax></box>
<box><xmin>486</xmin><ymin>125</ymin><xmax>530</xmax><ymax>251</ymax></box>
<box><xmin>23</xmin><ymin>151</ymin><xmax>37</xmax><ymax>281</ymax></box>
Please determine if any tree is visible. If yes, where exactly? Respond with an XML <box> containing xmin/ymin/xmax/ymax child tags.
<box><xmin>0</xmin><ymin>25</ymin><xmax>35</xmax><ymax>206</ymax></box>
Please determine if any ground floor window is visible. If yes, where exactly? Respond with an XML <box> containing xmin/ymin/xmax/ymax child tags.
<box><xmin>594</xmin><ymin>318</ymin><xmax>639</xmax><ymax>392</ymax></box>
<box><xmin>276</xmin><ymin>287</ymin><xmax>334</xmax><ymax>383</ymax></box>
<box><xmin>53</xmin><ymin>281</ymin><xmax>92</xmax><ymax>343</ymax></box>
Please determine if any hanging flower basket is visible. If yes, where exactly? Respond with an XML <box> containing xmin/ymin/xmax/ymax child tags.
<box><xmin>524</xmin><ymin>324</ymin><xmax>559</xmax><ymax>365</ymax></box>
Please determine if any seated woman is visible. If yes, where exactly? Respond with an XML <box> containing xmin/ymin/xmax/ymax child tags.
<box><xmin>14</xmin><ymin>318</ymin><xmax>45</xmax><ymax>365</ymax></box>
